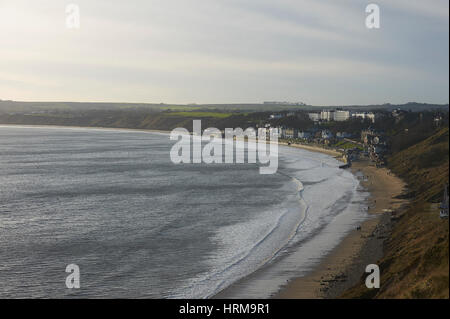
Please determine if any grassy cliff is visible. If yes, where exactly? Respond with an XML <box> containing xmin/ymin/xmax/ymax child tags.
<box><xmin>342</xmin><ymin>128</ymin><xmax>449</xmax><ymax>298</ymax></box>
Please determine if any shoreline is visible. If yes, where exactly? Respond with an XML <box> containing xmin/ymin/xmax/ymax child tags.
<box><xmin>278</xmin><ymin>141</ymin><xmax>343</xmax><ymax>160</ymax></box>
<box><xmin>1</xmin><ymin>123</ymin><xmax>406</xmax><ymax>299</ymax></box>
<box><xmin>0</xmin><ymin>124</ymin><xmax>341</xmax><ymax>156</ymax></box>
<box><xmin>0</xmin><ymin>123</ymin><xmax>345</xmax><ymax>160</ymax></box>
<box><xmin>0</xmin><ymin>124</ymin><xmax>172</xmax><ymax>135</ymax></box>
<box><xmin>274</xmin><ymin>159</ymin><xmax>408</xmax><ymax>299</ymax></box>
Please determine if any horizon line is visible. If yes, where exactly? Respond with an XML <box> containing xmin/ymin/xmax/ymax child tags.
<box><xmin>1</xmin><ymin>99</ymin><xmax>449</xmax><ymax>107</ymax></box>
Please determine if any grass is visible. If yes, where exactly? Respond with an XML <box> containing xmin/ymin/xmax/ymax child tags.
<box><xmin>334</xmin><ymin>140</ymin><xmax>364</xmax><ymax>150</ymax></box>
<box><xmin>341</xmin><ymin>127</ymin><xmax>449</xmax><ymax>299</ymax></box>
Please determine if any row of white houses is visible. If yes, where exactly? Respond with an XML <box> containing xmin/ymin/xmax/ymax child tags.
<box><xmin>308</xmin><ymin>110</ymin><xmax>376</xmax><ymax>123</ymax></box>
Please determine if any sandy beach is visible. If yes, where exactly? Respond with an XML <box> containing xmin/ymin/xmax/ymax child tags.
<box><xmin>275</xmin><ymin>159</ymin><xmax>408</xmax><ymax>298</ymax></box>
<box><xmin>278</xmin><ymin>141</ymin><xmax>343</xmax><ymax>159</ymax></box>
<box><xmin>1</xmin><ymin>124</ymin><xmax>408</xmax><ymax>299</ymax></box>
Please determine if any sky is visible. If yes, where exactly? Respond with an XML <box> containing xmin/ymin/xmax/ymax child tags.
<box><xmin>0</xmin><ymin>0</ymin><xmax>448</xmax><ymax>105</ymax></box>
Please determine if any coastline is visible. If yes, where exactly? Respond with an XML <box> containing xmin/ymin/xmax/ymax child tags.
<box><xmin>278</xmin><ymin>141</ymin><xmax>343</xmax><ymax>160</ymax></box>
<box><xmin>274</xmin><ymin>159</ymin><xmax>408</xmax><ymax>299</ymax></box>
<box><xmin>1</xmin><ymin>124</ymin><xmax>407</xmax><ymax>299</ymax></box>
<box><xmin>0</xmin><ymin>124</ymin><xmax>343</xmax><ymax>161</ymax></box>
<box><xmin>0</xmin><ymin>124</ymin><xmax>172</xmax><ymax>135</ymax></box>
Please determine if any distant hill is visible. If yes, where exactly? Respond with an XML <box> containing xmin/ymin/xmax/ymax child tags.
<box><xmin>1</xmin><ymin>100</ymin><xmax>448</xmax><ymax>114</ymax></box>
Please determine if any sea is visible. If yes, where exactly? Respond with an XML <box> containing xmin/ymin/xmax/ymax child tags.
<box><xmin>0</xmin><ymin>125</ymin><xmax>369</xmax><ymax>298</ymax></box>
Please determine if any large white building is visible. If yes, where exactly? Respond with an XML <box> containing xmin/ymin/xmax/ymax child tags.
<box><xmin>333</xmin><ymin>110</ymin><xmax>350</xmax><ymax>121</ymax></box>
<box><xmin>352</xmin><ymin>112</ymin><xmax>376</xmax><ymax>123</ymax></box>
<box><xmin>320</xmin><ymin>110</ymin><xmax>334</xmax><ymax>121</ymax></box>
<box><xmin>308</xmin><ymin>113</ymin><xmax>320</xmax><ymax>122</ymax></box>
<box><xmin>309</xmin><ymin>110</ymin><xmax>350</xmax><ymax>122</ymax></box>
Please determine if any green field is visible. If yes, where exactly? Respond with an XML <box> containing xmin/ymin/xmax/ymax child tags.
<box><xmin>333</xmin><ymin>140</ymin><xmax>364</xmax><ymax>150</ymax></box>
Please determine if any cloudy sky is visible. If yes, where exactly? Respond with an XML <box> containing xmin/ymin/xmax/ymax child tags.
<box><xmin>0</xmin><ymin>0</ymin><xmax>448</xmax><ymax>105</ymax></box>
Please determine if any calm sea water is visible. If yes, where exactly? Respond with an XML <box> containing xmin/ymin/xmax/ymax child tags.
<box><xmin>0</xmin><ymin>126</ymin><xmax>368</xmax><ymax>298</ymax></box>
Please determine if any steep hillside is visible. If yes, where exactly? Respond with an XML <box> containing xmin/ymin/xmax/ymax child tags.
<box><xmin>342</xmin><ymin>128</ymin><xmax>449</xmax><ymax>298</ymax></box>
<box><xmin>388</xmin><ymin>128</ymin><xmax>449</xmax><ymax>202</ymax></box>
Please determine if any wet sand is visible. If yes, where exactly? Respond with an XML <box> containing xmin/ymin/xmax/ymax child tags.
<box><xmin>275</xmin><ymin>159</ymin><xmax>408</xmax><ymax>299</ymax></box>
<box><xmin>278</xmin><ymin>141</ymin><xmax>343</xmax><ymax>159</ymax></box>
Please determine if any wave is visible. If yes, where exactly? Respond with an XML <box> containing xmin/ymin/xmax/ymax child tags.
<box><xmin>170</xmin><ymin>171</ymin><xmax>309</xmax><ymax>299</ymax></box>
<box><xmin>169</xmin><ymin>168</ymin><xmax>309</xmax><ymax>298</ymax></box>
<box><xmin>205</xmin><ymin>154</ymin><xmax>368</xmax><ymax>298</ymax></box>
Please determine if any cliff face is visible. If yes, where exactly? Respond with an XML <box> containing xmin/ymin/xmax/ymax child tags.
<box><xmin>342</xmin><ymin>128</ymin><xmax>449</xmax><ymax>298</ymax></box>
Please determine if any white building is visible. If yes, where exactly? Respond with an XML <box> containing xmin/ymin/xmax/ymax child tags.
<box><xmin>284</xmin><ymin>128</ymin><xmax>298</xmax><ymax>139</ymax></box>
<box><xmin>333</xmin><ymin>110</ymin><xmax>350</xmax><ymax>121</ymax></box>
<box><xmin>310</xmin><ymin>109</ymin><xmax>351</xmax><ymax>122</ymax></box>
<box><xmin>352</xmin><ymin>112</ymin><xmax>376</xmax><ymax>123</ymax></box>
<box><xmin>308</xmin><ymin>113</ymin><xmax>320</xmax><ymax>122</ymax></box>
<box><xmin>320</xmin><ymin>110</ymin><xmax>334</xmax><ymax>121</ymax></box>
